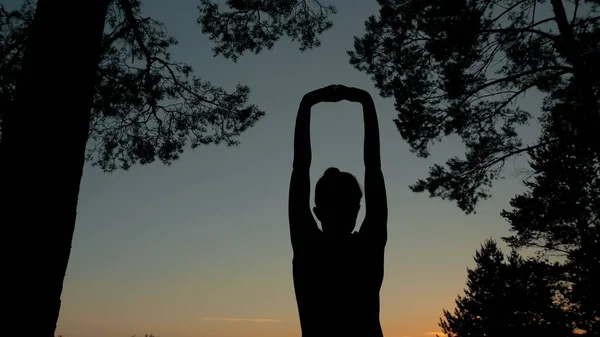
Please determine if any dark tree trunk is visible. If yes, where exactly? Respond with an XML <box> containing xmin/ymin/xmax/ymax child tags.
<box><xmin>0</xmin><ymin>0</ymin><xmax>111</xmax><ymax>335</ymax></box>
<box><xmin>550</xmin><ymin>0</ymin><xmax>600</xmax><ymax>149</ymax></box>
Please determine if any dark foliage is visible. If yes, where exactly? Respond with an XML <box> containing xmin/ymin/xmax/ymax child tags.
<box><xmin>197</xmin><ymin>0</ymin><xmax>336</xmax><ymax>61</ymax></box>
<box><xmin>1</xmin><ymin>0</ymin><xmax>267</xmax><ymax>171</ymax></box>
<box><xmin>501</xmin><ymin>81</ymin><xmax>600</xmax><ymax>333</ymax></box>
<box><xmin>440</xmin><ymin>239</ymin><xmax>577</xmax><ymax>337</ymax></box>
<box><xmin>349</xmin><ymin>0</ymin><xmax>599</xmax><ymax>214</ymax></box>
<box><xmin>350</xmin><ymin>3</ymin><xmax>599</xmax><ymax>330</ymax></box>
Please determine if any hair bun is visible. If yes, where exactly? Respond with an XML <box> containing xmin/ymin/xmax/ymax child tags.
<box><xmin>324</xmin><ymin>167</ymin><xmax>340</xmax><ymax>176</ymax></box>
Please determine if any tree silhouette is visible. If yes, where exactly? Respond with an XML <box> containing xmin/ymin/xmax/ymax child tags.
<box><xmin>501</xmin><ymin>84</ymin><xmax>600</xmax><ymax>334</ymax></box>
<box><xmin>439</xmin><ymin>239</ymin><xmax>577</xmax><ymax>337</ymax></box>
<box><xmin>349</xmin><ymin>0</ymin><xmax>599</xmax><ymax>213</ymax></box>
<box><xmin>2</xmin><ymin>0</ymin><xmax>340</xmax><ymax>170</ymax></box>
<box><xmin>197</xmin><ymin>0</ymin><xmax>337</xmax><ymax>61</ymax></box>
<box><xmin>350</xmin><ymin>2</ymin><xmax>599</xmax><ymax>332</ymax></box>
<box><xmin>0</xmin><ymin>0</ymin><xmax>334</xmax><ymax>336</ymax></box>
<box><xmin>1</xmin><ymin>0</ymin><xmax>265</xmax><ymax>171</ymax></box>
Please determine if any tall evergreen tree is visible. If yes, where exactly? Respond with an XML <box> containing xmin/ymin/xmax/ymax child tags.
<box><xmin>440</xmin><ymin>239</ymin><xmax>576</xmax><ymax>337</ymax></box>
<box><xmin>502</xmin><ymin>82</ymin><xmax>600</xmax><ymax>334</ymax></box>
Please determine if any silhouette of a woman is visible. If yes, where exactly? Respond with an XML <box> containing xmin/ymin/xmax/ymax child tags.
<box><xmin>289</xmin><ymin>85</ymin><xmax>388</xmax><ymax>337</ymax></box>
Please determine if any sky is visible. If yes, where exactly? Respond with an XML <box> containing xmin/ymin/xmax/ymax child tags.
<box><xmin>6</xmin><ymin>0</ymin><xmax>561</xmax><ymax>336</ymax></box>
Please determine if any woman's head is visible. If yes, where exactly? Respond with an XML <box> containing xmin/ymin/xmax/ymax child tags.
<box><xmin>314</xmin><ymin>167</ymin><xmax>363</xmax><ymax>234</ymax></box>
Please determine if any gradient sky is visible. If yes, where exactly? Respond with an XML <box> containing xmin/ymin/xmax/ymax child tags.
<box><xmin>7</xmin><ymin>0</ymin><xmax>560</xmax><ymax>336</ymax></box>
